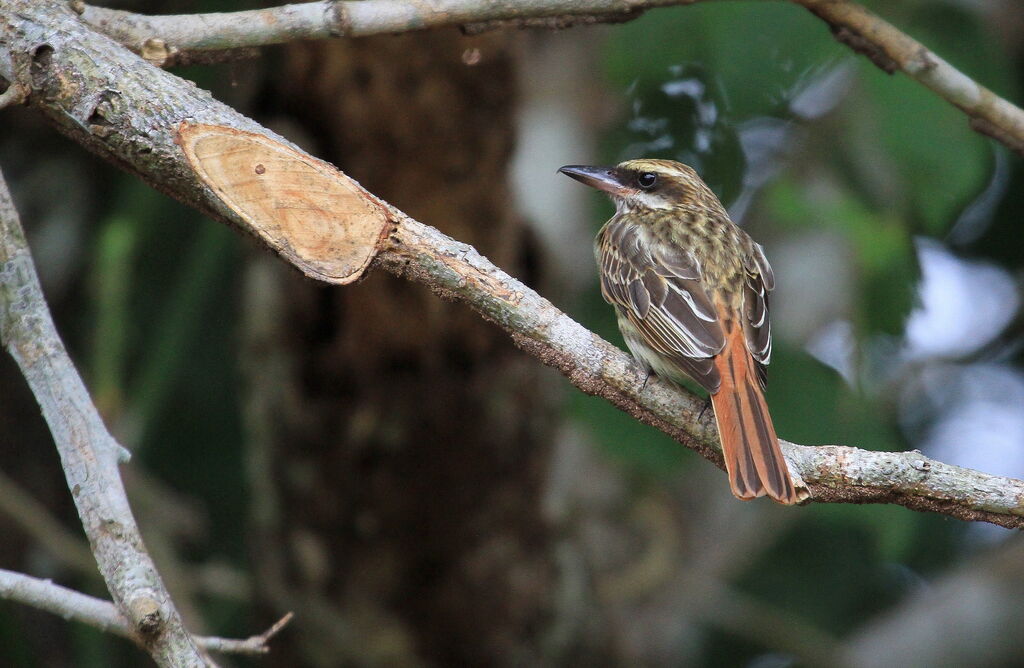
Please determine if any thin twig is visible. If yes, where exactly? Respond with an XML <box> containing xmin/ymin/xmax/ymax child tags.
<box><xmin>0</xmin><ymin>569</ymin><xmax>292</xmax><ymax>655</ymax></box>
<box><xmin>195</xmin><ymin>612</ymin><xmax>294</xmax><ymax>654</ymax></box>
<box><xmin>77</xmin><ymin>0</ymin><xmax>1024</xmax><ymax>154</ymax></box>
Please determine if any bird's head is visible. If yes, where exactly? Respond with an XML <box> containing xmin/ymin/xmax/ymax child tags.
<box><xmin>559</xmin><ymin>159</ymin><xmax>721</xmax><ymax>216</ymax></box>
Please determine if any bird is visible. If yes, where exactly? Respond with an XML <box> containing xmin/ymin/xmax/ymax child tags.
<box><xmin>559</xmin><ymin>159</ymin><xmax>801</xmax><ymax>504</ymax></box>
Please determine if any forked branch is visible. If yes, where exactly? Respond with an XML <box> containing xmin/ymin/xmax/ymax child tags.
<box><xmin>0</xmin><ymin>569</ymin><xmax>291</xmax><ymax>656</ymax></box>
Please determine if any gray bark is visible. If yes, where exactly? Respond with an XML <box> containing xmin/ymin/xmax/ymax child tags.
<box><xmin>0</xmin><ymin>168</ymin><xmax>204</xmax><ymax>664</ymax></box>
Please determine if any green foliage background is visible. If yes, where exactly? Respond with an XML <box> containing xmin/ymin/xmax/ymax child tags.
<box><xmin>571</xmin><ymin>1</ymin><xmax>1022</xmax><ymax>662</ymax></box>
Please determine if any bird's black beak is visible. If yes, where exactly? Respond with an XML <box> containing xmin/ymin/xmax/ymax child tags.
<box><xmin>558</xmin><ymin>165</ymin><xmax>631</xmax><ymax>196</ymax></box>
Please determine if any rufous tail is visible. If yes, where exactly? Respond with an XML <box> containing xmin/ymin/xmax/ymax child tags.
<box><xmin>710</xmin><ymin>327</ymin><xmax>800</xmax><ymax>504</ymax></box>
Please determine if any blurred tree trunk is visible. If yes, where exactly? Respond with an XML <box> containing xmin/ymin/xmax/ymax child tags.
<box><xmin>243</xmin><ymin>31</ymin><xmax>583</xmax><ymax>665</ymax></box>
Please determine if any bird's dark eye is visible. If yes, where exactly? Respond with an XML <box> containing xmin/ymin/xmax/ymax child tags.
<box><xmin>637</xmin><ymin>172</ymin><xmax>658</xmax><ymax>190</ymax></box>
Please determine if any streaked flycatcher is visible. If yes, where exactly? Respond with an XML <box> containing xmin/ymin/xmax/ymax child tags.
<box><xmin>560</xmin><ymin>159</ymin><xmax>801</xmax><ymax>504</ymax></box>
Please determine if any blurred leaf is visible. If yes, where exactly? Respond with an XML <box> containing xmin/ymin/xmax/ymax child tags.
<box><xmin>126</xmin><ymin>221</ymin><xmax>236</xmax><ymax>449</ymax></box>
<box><xmin>600</xmin><ymin>65</ymin><xmax>746</xmax><ymax>203</ymax></box>
<box><xmin>859</xmin><ymin>66</ymin><xmax>989</xmax><ymax>234</ymax></box>
<box><xmin>605</xmin><ymin>4</ymin><xmax>838</xmax><ymax>118</ymax></box>
<box><xmin>736</xmin><ymin>517</ymin><xmax>907</xmax><ymax>634</ymax></box>
<box><xmin>810</xmin><ymin>504</ymin><xmax>922</xmax><ymax>564</ymax></box>
<box><xmin>847</xmin><ymin>1</ymin><xmax>1018</xmax><ymax>236</ymax></box>
<box><xmin>602</xmin><ymin>3</ymin><xmax>840</xmax><ymax>201</ymax></box>
<box><xmin>768</xmin><ymin>342</ymin><xmax>904</xmax><ymax>451</ymax></box>
<box><xmin>88</xmin><ymin>183</ymin><xmax>166</xmax><ymax>420</ymax></box>
<box><xmin>767</xmin><ymin>177</ymin><xmax>916</xmax><ymax>336</ymax></box>
<box><xmin>90</xmin><ymin>215</ymin><xmax>137</xmax><ymax>420</ymax></box>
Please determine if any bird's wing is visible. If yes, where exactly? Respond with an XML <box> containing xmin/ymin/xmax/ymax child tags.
<box><xmin>742</xmin><ymin>242</ymin><xmax>774</xmax><ymax>389</ymax></box>
<box><xmin>597</xmin><ymin>218</ymin><xmax>725</xmax><ymax>392</ymax></box>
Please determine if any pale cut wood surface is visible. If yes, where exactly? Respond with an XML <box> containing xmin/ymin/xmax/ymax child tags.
<box><xmin>179</xmin><ymin>123</ymin><xmax>391</xmax><ymax>284</ymax></box>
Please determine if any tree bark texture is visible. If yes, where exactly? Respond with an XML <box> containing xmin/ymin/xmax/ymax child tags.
<box><xmin>243</xmin><ymin>33</ymin><xmax>579</xmax><ymax>665</ymax></box>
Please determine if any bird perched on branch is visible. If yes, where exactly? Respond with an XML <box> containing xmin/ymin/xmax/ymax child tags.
<box><xmin>560</xmin><ymin>159</ymin><xmax>802</xmax><ymax>504</ymax></box>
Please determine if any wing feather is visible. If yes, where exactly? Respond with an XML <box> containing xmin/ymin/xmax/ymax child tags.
<box><xmin>597</xmin><ymin>219</ymin><xmax>725</xmax><ymax>392</ymax></box>
<box><xmin>743</xmin><ymin>242</ymin><xmax>774</xmax><ymax>388</ymax></box>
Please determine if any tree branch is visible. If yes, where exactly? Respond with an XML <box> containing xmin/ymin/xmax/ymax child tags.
<box><xmin>0</xmin><ymin>569</ymin><xmax>292</xmax><ymax>656</ymax></box>
<box><xmin>76</xmin><ymin>0</ymin><xmax>1024</xmax><ymax>155</ymax></box>
<box><xmin>3</xmin><ymin>0</ymin><xmax>1023</xmax><ymax>528</ymax></box>
<box><xmin>377</xmin><ymin>212</ymin><xmax>1024</xmax><ymax>528</ymax></box>
<box><xmin>77</xmin><ymin>0</ymin><xmax>649</xmax><ymax>62</ymax></box>
<box><xmin>795</xmin><ymin>0</ymin><xmax>1024</xmax><ymax>155</ymax></box>
<box><xmin>0</xmin><ymin>168</ymin><xmax>209</xmax><ymax>664</ymax></box>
